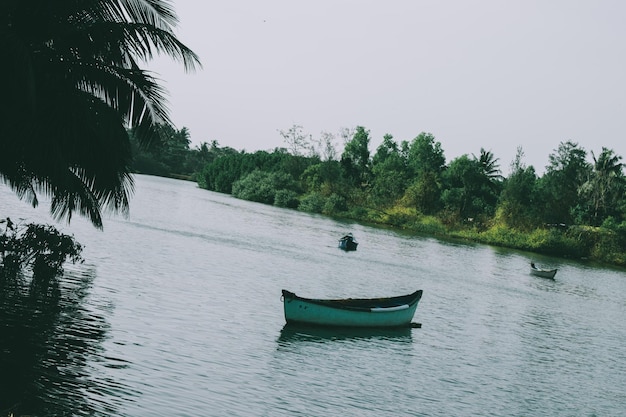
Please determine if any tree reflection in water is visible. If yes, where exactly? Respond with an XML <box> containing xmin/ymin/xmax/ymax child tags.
<box><xmin>0</xmin><ymin>266</ymin><xmax>124</xmax><ymax>416</ymax></box>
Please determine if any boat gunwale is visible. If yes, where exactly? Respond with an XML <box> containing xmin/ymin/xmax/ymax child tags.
<box><xmin>530</xmin><ymin>267</ymin><xmax>558</xmax><ymax>273</ymax></box>
<box><xmin>282</xmin><ymin>289</ymin><xmax>423</xmax><ymax>312</ymax></box>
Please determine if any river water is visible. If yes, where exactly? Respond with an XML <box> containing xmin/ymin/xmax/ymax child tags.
<box><xmin>1</xmin><ymin>175</ymin><xmax>625</xmax><ymax>416</ymax></box>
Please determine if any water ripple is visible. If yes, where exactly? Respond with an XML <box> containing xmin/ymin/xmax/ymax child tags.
<box><xmin>3</xmin><ymin>176</ymin><xmax>626</xmax><ymax>416</ymax></box>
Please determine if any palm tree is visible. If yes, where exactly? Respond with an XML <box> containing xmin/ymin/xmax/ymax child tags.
<box><xmin>584</xmin><ymin>148</ymin><xmax>624</xmax><ymax>224</ymax></box>
<box><xmin>473</xmin><ymin>148</ymin><xmax>503</xmax><ymax>182</ymax></box>
<box><xmin>0</xmin><ymin>0</ymin><xmax>201</xmax><ymax>228</ymax></box>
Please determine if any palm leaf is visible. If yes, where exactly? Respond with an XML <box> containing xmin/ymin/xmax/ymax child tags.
<box><xmin>0</xmin><ymin>0</ymin><xmax>201</xmax><ymax>228</ymax></box>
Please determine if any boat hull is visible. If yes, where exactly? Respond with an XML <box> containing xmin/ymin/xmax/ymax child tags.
<box><xmin>282</xmin><ymin>290</ymin><xmax>422</xmax><ymax>328</ymax></box>
<box><xmin>338</xmin><ymin>239</ymin><xmax>358</xmax><ymax>251</ymax></box>
<box><xmin>530</xmin><ymin>268</ymin><xmax>557</xmax><ymax>279</ymax></box>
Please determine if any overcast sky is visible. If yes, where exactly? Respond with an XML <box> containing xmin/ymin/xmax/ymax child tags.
<box><xmin>150</xmin><ymin>0</ymin><xmax>625</xmax><ymax>175</ymax></box>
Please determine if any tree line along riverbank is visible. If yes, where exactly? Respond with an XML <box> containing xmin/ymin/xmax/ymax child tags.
<box><xmin>130</xmin><ymin>124</ymin><xmax>626</xmax><ymax>267</ymax></box>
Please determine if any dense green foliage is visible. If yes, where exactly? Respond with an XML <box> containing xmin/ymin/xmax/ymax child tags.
<box><xmin>128</xmin><ymin>127</ymin><xmax>235</xmax><ymax>180</ymax></box>
<box><xmin>198</xmin><ymin>149</ymin><xmax>315</xmax><ymax>193</ymax></box>
<box><xmin>0</xmin><ymin>218</ymin><xmax>83</xmax><ymax>285</ymax></box>
<box><xmin>193</xmin><ymin>126</ymin><xmax>626</xmax><ymax>266</ymax></box>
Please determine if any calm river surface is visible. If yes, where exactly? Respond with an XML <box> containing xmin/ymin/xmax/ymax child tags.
<box><xmin>1</xmin><ymin>175</ymin><xmax>626</xmax><ymax>416</ymax></box>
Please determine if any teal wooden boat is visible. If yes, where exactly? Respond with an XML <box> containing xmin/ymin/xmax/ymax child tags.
<box><xmin>281</xmin><ymin>289</ymin><xmax>423</xmax><ymax>328</ymax></box>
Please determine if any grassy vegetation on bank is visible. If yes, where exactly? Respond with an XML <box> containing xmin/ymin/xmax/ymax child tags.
<box><xmin>329</xmin><ymin>205</ymin><xmax>626</xmax><ymax>267</ymax></box>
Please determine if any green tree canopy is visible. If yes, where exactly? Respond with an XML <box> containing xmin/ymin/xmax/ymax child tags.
<box><xmin>199</xmin><ymin>149</ymin><xmax>313</xmax><ymax>194</ymax></box>
<box><xmin>370</xmin><ymin>134</ymin><xmax>410</xmax><ymax>206</ymax></box>
<box><xmin>340</xmin><ymin>126</ymin><xmax>371</xmax><ymax>187</ymax></box>
<box><xmin>538</xmin><ymin>141</ymin><xmax>590</xmax><ymax>224</ymax></box>
<box><xmin>442</xmin><ymin>154</ymin><xmax>498</xmax><ymax>220</ymax></box>
<box><xmin>406</xmin><ymin>132</ymin><xmax>446</xmax><ymax>177</ymax></box>
<box><xmin>498</xmin><ymin>147</ymin><xmax>539</xmax><ymax>229</ymax></box>
<box><xmin>401</xmin><ymin>132</ymin><xmax>446</xmax><ymax>214</ymax></box>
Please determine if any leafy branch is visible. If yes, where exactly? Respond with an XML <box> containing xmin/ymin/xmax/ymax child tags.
<box><xmin>0</xmin><ymin>218</ymin><xmax>84</xmax><ymax>279</ymax></box>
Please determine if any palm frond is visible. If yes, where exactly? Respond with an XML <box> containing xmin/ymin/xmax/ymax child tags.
<box><xmin>0</xmin><ymin>0</ymin><xmax>200</xmax><ymax>228</ymax></box>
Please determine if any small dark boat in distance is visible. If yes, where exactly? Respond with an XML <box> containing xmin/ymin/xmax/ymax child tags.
<box><xmin>530</xmin><ymin>262</ymin><xmax>558</xmax><ymax>279</ymax></box>
<box><xmin>338</xmin><ymin>233</ymin><xmax>358</xmax><ymax>251</ymax></box>
<box><xmin>281</xmin><ymin>289</ymin><xmax>423</xmax><ymax>327</ymax></box>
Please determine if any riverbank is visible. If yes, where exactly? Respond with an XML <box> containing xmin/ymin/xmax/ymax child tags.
<box><xmin>333</xmin><ymin>205</ymin><xmax>626</xmax><ymax>268</ymax></box>
<box><xmin>180</xmin><ymin>169</ymin><xmax>626</xmax><ymax>268</ymax></box>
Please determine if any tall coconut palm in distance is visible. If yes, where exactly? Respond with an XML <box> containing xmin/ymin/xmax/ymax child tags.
<box><xmin>586</xmin><ymin>148</ymin><xmax>624</xmax><ymax>224</ymax></box>
<box><xmin>474</xmin><ymin>148</ymin><xmax>503</xmax><ymax>182</ymax></box>
<box><xmin>0</xmin><ymin>0</ymin><xmax>201</xmax><ymax>228</ymax></box>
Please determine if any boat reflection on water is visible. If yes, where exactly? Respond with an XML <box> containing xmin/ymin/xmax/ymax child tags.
<box><xmin>277</xmin><ymin>323</ymin><xmax>416</xmax><ymax>345</ymax></box>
